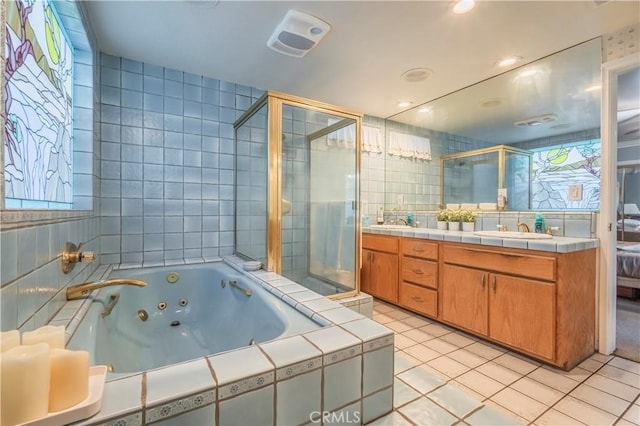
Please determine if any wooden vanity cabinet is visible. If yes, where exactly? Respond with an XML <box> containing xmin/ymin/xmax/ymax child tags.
<box><xmin>399</xmin><ymin>238</ymin><xmax>438</xmax><ymax>318</ymax></box>
<box><xmin>361</xmin><ymin>234</ymin><xmax>399</xmax><ymax>303</ymax></box>
<box><xmin>440</xmin><ymin>243</ymin><xmax>595</xmax><ymax>369</ymax></box>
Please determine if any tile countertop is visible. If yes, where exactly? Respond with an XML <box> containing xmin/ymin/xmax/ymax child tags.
<box><xmin>363</xmin><ymin>227</ymin><xmax>599</xmax><ymax>253</ymax></box>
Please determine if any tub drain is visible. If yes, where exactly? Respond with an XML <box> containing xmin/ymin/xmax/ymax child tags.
<box><xmin>170</xmin><ymin>320</ymin><xmax>180</xmax><ymax>327</ymax></box>
<box><xmin>167</xmin><ymin>272</ymin><xmax>179</xmax><ymax>283</ymax></box>
<box><xmin>137</xmin><ymin>310</ymin><xmax>148</xmax><ymax>322</ymax></box>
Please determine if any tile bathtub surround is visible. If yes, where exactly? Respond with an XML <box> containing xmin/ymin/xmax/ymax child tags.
<box><xmin>98</xmin><ymin>53</ymin><xmax>265</xmax><ymax>265</ymax></box>
<box><xmin>371</xmin><ymin>299</ymin><xmax>640</xmax><ymax>426</ymax></box>
<box><xmin>59</xmin><ymin>258</ymin><xmax>395</xmax><ymax>425</ymax></box>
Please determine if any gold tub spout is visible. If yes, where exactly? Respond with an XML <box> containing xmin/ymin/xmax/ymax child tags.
<box><xmin>516</xmin><ymin>222</ymin><xmax>530</xmax><ymax>233</ymax></box>
<box><xmin>66</xmin><ymin>278</ymin><xmax>147</xmax><ymax>300</ymax></box>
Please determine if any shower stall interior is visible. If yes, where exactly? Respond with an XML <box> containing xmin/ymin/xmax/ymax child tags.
<box><xmin>234</xmin><ymin>91</ymin><xmax>362</xmax><ymax>297</ymax></box>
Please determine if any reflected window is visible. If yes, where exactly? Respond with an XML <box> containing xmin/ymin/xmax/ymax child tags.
<box><xmin>531</xmin><ymin>139</ymin><xmax>601</xmax><ymax>210</ymax></box>
<box><xmin>5</xmin><ymin>0</ymin><xmax>74</xmax><ymax>208</ymax></box>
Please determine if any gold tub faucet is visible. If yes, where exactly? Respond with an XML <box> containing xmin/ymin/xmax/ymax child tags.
<box><xmin>516</xmin><ymin>222</ymin><xmax>530</xmax><ymax>232</ymax></box>
<box><xmin>66</xmin><ymin>279</ymin><xmax>147</xmax><ymax>300</ymax></box>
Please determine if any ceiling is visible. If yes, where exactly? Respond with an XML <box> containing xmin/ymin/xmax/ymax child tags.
<box><xmin>85</xmin><ymin>1</ymin><xmax>640</xmax><ymax>120</ymax></box>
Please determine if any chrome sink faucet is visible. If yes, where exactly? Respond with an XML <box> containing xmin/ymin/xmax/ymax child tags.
<box><xmin>66</xmin><ymin>278</ymin><xmax>147</xmax><ymax>300</ymax></box>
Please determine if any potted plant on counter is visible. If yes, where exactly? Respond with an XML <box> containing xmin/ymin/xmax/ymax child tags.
<box><xmin>436</xmin><ymin>209</ymin><xmax>449</xmax><ymax>230</ymax></box>
<box><xmin>447</xmin><ymin>209</ymin><xmax>462</xmax><ymax>231</ymax></box>
<box><xmin>460</xmin><ymin>210</ymin><xmax>477</xmax><ymax>232</ymax></box>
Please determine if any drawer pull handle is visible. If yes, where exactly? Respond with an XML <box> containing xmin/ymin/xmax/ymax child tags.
<box><xmin>492</xmin><ymin>276</ymin><xmax>497</xmax><ymax>291</ymax></box>
<box><xmin>411</xmin><ymin>296</ymin><xmax>424</xmax><ymax>303</ymax></box>
<box><xmin>412</xmin><ymin>269</ymin><xmax>424</xmax><ymax>275</ymax></box>
<box><xmin>481</xmin><ymin>274</ymin><xmax>486</xmax><ymax>289</ymax></box>
<box><xmin>413</xmin><ymin>248</ymin><xmax>425</xmax><ymax>253</ymax></box>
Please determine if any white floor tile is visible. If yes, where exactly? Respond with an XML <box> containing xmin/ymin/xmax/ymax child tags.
<box><xmin>400</xmin><ymin>315</ymin><xmax>432</xmax><ymax>328</ymax></box>
<box><xmin>419</xmin><ymin>323</ymin><xmax>453</xmax><ymax>338</ymax></box>
<box><xmin>510</xmin><ymin>377</ymin><xmax>563</xmax><ymax>406</ymax></box>
<box><xmin>585</xmin><ymin>373</ymin><xmax>640</xmax><ymax>401</ymax></box>
<box><xmin>465</xmin><ymin>341</ymin><xmax>507</xmax><ymax>360</ymax></box>
<box><xmin>609</xmin><ymin>357</ymin><xmax>640</xmax><ymax>375</ymax></box>
<box><xmin>448</xmin><ymin>380</ymin><xmax>486</xmax><ymax>403</ymax></box>
<box><xmin>569</xmin><ymin>383</ymin><xmax>630</xmax><ymax>416</ymax></box>
<box><xmin>404</xmin><ymin>343</ymin><xmax>441</xmax><ymax>362</ymax></box>
<box><xmin>554</xmin><ymin>395</ymin><xmax>618</xmax><ymax>426</ymax></box>
<box><xmin>448</xmin><ymin>349</ymin><xmax>488</xmax><ymax>369</ymax></box>
<box><xmin>476</xmin><ymin>362</ymin><xmax>521</xmax><ymax>386</ymax></box>
<box><xmin>490</xmin><ymin>388</ymin><xmax>548</xmax><ymax>421</ymax></box>
<box><xmin>527</xmin><ymin>367</ymin><xmax>580</xmax><ymax>393</ymax></box>
<box><xmin>385</xmin><ymin>309</ymin><xmax>411</xmax><ymax>321</ymax></box>
<box><xmin>534</xmin><ymin>408</ymin><xmax>585</xmax><ymax>426</ymax></box>
<box><xmin>440</xmin><ymin>332</ymin><xmax>477</xmax><ymax>348</ymax></box>
<box><xmin>578</xmin><ymin>357</ymin><xmax>604</xmax><ymax>372</ymax></box>
<box><xmin>589</xmin><ymin>352</ymin><xmax>614</xmax><ymax>364</ymax></box>
<box><xmin>385</xmin><ymin>320</ymin><xmax>413</xmax><ymax>333</ymax></box>
<box><xmin>465</xmin><ymin>405</ymin><xmax>520</xmax><ymax>426</ymax></box>
<box><xmin>623</xmin><ymin>403</ymin><xmax>640</xmax><ymax>424</ymax></box>
<box><xmin>428</xmin><ymin>355</ymin><xmax>470</xmax><ymax>379</ymax></box>
<box><xmin>493</xmin><ymin>352</ymin><xmax>539</xmax><ymax>375</ymax></box>
<box><xmin>598</xmin><ymin>365</ymin><xmax>640</xmax><ymax>388</ymax></box>
<box><xmin>455</xmin><ymin>370</ymin><xmax>504</xmax><ymax>398</ymax></box>
<box><xmin>372</xmin><ymin>313</ymin><xmax>394</xmax><ymax>324</ymax></box>
<box><xmin>425</xmin><ymin>338</ymin><xmax>459</xmax><ymax>355</ymax></box>
<box><xmin>402</xmin><ymin>328</ymin><xmax>434</xmax><ymax>343</ymax></box>
<box><xmin>394</xmin><ymin>333</ymin><xmax>418</xmax><ymax>350</ymax></box>
<box><xmin>481</xmin><ymin>400</ymin><xmax>529</xmax><ymax>426</ymax></box>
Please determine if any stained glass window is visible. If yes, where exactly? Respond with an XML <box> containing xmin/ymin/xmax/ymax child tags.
<box><xmin>531</xmin><ymin>139</ymin><xmax>601</xmax><ymax>210</ymax></box>
<box><xmin>4</xmin><ymin>0</ymin><xmax>74</xmax><ymax>208</ymax></box>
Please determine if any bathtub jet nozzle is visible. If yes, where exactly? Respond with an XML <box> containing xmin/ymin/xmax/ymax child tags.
<box><xmin>66</xmin><ymin>278</ymin><xmax>148</xmax><ymax>300</ymax></box>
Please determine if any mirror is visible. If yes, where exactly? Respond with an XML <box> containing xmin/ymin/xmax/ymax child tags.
<box><xmin>383</xmin><ymin>38</ymin><xmax>602</xmax><ymax>211</ymax></box>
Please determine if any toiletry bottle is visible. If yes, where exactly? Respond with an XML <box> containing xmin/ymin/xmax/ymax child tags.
<box><xmin>407</xmin><ymin>212</ymin><xmax>414</xmax><ymax>227</ymax></box>
<box><xmin>377</xmin><ymin>207</ymin><xmax>384</xmax><ymax>225</ymax></box>
<box><xmin>534</xmin><ymin>213</ymin><xmax>545</xmax><ymax>233</ymax></box>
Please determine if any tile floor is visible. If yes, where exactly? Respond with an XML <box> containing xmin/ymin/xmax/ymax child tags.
<box><xmin>368</xmin><ymin>299</ymin><xmax>640</xmax><ymax>426</ymax></box>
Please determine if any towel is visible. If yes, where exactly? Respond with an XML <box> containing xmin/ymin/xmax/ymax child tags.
<box><xmin>618</xmin><ymin>243</ymin><xmax>640</xmax><ymax>253</ymax></box>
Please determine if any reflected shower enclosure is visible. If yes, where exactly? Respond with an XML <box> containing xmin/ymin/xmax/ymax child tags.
<box><xmin>441</xmin><ymin>145</ymin><xmax>532</xmax><ymax>210</ymax></box>
<box><xmin>234</xmin><ymin>91</ymin><xmax>362</xmax><ymax>297</ymax></box>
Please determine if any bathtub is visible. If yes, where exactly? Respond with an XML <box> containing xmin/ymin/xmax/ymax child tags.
<box><xmin>67</xmin><ymin>261</ymin><xmax>321</xmax><ymax>373</ymax></box>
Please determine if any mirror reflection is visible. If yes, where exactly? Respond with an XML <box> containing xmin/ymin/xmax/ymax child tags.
<box><xmin>384</xmin><ymin>37</ymin><xmax>602</xmax><ymax>211</ymax></box>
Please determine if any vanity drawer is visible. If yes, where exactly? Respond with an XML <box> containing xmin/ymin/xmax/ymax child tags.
<box><xmin>400</xmin><ymin>282</ymin><xmax>437</xmax><ymax>318</ymax></box>
<box><xmin>401</xmin><ymin>258</ymin><xmax>437</xmax><ymax>289</ymax></box>
<box><xmin>363</xmin><ymin>234</ymin><xmax>399</xmax><ymax>254</ymax></box>
<box><xmin>402</xmin><ymin>238</ymin><xmax>438</xmax><ymax>260</ymax></box>
<box><xmin>442</xmin><ymin>244</ymin><xmax>556</xmax><ymax>282</ymax></box>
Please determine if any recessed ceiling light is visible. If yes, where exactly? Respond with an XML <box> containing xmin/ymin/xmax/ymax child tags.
<box><xmin>514</xmin><ymin>113</ymin><xmax>558</xmax><ymax>127</ymax></box>
<box><xmin>453</xmin><ymin>0</ymin><xmax>475</xmax><ymax>14</ymax></box>
<box><xmin>397</xmin><ymin>101</ymin><xmax>413</xmax><ymax>108</ymax></box>
<box><xmin>418</xmin><ymin>106</ymin><xmax>433</xmax><ymax>113</ymax></box>
<box><xmin>401</xmin><ymin>68</ymin><xmax>432</xmax><ymax>83</ymax></box>
<box><xmin>585</xmin><ymin>84</ymin><xmax>602</xmax><ymax>92</ymax></box>
<box><xmin>496</xmin><ymin>56</ymin><xmax>522</xmax><ymax>67</ymax></box>
<box><xmin>550</xmin><ymin>123</ymin><xmax>572</xmax><ymax>130</ymax></box>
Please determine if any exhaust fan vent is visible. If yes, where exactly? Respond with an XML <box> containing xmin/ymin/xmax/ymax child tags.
<box><xmin>514</xmin><ymin>114</ymin><xmax>558</xmax><ymax>128</ymax></box>
<box><xmin>267</xmin><ymin>10</ymin><xmax>330</xmax><ymax>58</ymax></box>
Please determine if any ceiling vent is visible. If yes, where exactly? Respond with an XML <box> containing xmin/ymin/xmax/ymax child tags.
<box><xmin>267</xmin><ymin>10</ymin><xmax>330</xmax><ymax>58</ymax></box>
<box><xmin>514</xmin><ymin>114</ymin><xmax>558</xmax><ymax>127</ymax></box>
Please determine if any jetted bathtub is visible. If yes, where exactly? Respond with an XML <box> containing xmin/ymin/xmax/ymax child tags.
<box><xmin>67</xmin><ymin>261</ymin><xmax>321</xmax><ymax>373</ymax></box>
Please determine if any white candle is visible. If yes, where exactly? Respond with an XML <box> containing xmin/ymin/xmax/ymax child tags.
<box><xmin>22</xmin><ymin>325</ymin><xmax>65</xmax><ymax>349</ymax></box>
<box><xmin>48</xmin><ymin>349</ymin><xmax>90</xmax><ymax>412</ymax></box>
<box><xmin>0</xmin><ymin>330</ymin><xmax>20</xmax><ymax>352</ymax></box>
<box><xmin>0</xmin><ymin>343</ymin><xmax>51</xmax><ymax>426</ymax></box>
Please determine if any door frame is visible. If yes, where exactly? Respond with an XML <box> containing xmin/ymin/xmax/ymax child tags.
<box><xmin>598</xmin><ymin>54</ymin><xmax>640</xmax><ymax>354</ymax></box>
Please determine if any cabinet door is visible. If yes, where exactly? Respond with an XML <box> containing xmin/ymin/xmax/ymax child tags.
<box><xmin>371</xmin><ymin>251</ymin><xmax>399</xmax><ymax>303</ymax></box>
<box><xmin>489</xmin><ymin>274</ymin><xmax>555</xmax><ymax>361</ymax></box>
<box><xmin>361</xmin><ymin>249</ymin><xmax>373</xmax><ymax>294</ymax></box>
<box><xmin>441</xmin><ymin>264</ymin><xmax>488</xmax><ymax>336</ymax></box>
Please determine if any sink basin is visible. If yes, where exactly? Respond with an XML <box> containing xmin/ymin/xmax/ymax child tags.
<box><xmin>368</xmin><ymin>224</ymin><xmax>412</xmax><ymax>230</ymax></box>
<box><xmin>473</xmin><ymin>230</ymin><xmax>553</xmax><ymax>240</ymax></box>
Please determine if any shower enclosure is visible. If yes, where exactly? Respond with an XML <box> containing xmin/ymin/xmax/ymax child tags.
<box><xmin>234</xmin><ymin>91</ymin><xmax>362</xmax><ymax>297</ymax></box>
<box><xmin>440</xmin><ymin>145</ymin><xmax>532</xmax><ymax>210</ymax></box>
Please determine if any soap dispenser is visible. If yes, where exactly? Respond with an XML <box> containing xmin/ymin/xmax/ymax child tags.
<box><xmin>534</xmin><ymin>213</ymin><xmax>546</xmax><ymax>233</ymax></box>
<box><xmin>377</xmin><ymin>207</ymin><xmax>384</xmax><ymax>225</ymax></box>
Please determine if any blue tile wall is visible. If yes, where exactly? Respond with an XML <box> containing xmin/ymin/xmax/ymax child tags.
<box><xmin>99</xmin><ymin>54</ymin><xmax>264</xmax><ymax>265</ymax></box>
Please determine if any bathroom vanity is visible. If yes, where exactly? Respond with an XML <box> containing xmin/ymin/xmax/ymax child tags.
<box><xmin>362</xmin><ymin>229</ymin><xmax>598</xmax><ymax>370</ymax></box>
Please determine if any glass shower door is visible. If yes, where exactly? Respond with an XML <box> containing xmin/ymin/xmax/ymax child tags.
<box><xmin>281</xmin><ymin>105</ymin><xmax>357</xmax><ymax>295</ymax></box>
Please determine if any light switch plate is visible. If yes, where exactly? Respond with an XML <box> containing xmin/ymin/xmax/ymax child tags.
<box><xmin>568</xmin><ymin>184</ymin><xmax>583</xmax><ymax>201</ymax></box>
